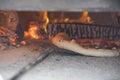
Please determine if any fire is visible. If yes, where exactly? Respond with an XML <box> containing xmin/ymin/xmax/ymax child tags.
<box><xmin>28</xmin><ymin>25</ymin><xmax>39</xmax><ymax>39</ymax></box>
<box><xmin>24</xmin><ymin>22</ymin><xmax>40</xmax><ymax>39</ymax></box>
<box><xmin>25</xmin><ymin>11</ymin><xmax>49</xmax><ymax>39</ymax></box>
<box><xmin>79</xmin><ymin>11</ymin><xmax>93</xmax><ymax>24</ymax></box>
<box><xmin>49</xmin><ymin>11</ymin><xmax>93</xmax><ymax>23</ymax></box>
<box><xmin>64</xmin><ymin>18</ymin><xmax>69</xmax><ymax>22</ymax></box>
<box><xmin>40</xmin><ymin>11</ymin><xmax>49</xmax><ymax>33</ymax></box>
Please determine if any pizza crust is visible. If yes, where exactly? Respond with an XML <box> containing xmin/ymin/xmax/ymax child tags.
<box><xmin>52</xmin><ymin>32</ymin><xmax>120</xmax><ymax>57</ymax></box>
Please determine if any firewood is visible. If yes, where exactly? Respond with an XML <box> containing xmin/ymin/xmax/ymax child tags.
<box><xmin>47</xmin><ymin>23</ymin><xmax>120</xmax><ymax>40</ymax></box>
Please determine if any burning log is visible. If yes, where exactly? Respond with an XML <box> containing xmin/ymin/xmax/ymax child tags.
<box><xmin>47</xmin><ymin>23</ymin><xmax>120</xmax><ymax>40</ymax></box>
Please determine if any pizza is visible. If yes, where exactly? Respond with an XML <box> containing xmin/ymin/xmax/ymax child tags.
<box><xmin>52</xmin><ymin>32</ymin><xmax>120</xmax><ymax>57</ymax></box>
<box><xmin>76</xmin><ymin>39</ymin><xmax>120</xmax><ymax>50</ymax></box>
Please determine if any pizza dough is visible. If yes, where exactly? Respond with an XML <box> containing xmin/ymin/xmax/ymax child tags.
<box><xmin>52</xmin><ymin>32</ymin><xmax>120</xmax><ymax>57</ymax></box>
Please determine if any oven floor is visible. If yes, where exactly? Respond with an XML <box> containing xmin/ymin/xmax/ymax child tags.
<box><xmin>0</xmin><ymin>40</ymin><xmax>120</xmax><ymax>80</ymax></box>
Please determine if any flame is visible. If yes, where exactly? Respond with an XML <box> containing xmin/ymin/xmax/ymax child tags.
<box><xmin>24</xmin><ymin>31</ymin><xmax>29</xmax><ymax>37</ymax></box>
<box><xmin>64</xmin><ymin>18</ymin><xmax>69</xmax><ymax>22</ymax></box>
<box><xmin>24</xmin><ymin>23</ymin><xmax>40</xmax><ymax>39</ymax></box>
<box><xmin>79</xmin><ymin>11</ymin><xmax>93</xmax><ymax>24</ymax></box>
<box><xmin>50</xmin><ymin>11</ymin><xmax>93</xmax><ymax>23</ymax></box>
<box><xmin>41</xmin><ymin>11</ymin><xmax>49</xmax><ymax>33</ymax></box>
<box><xmin>29</xmin><ymin>25</ymin><xmax>39</xmax><ymax>39</ymax></box>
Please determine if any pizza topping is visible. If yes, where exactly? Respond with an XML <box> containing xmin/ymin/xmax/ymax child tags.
<box><xmin>75</xmin><ymin>39</ymin><xmax>120</xmax><ymax>50</ymax></box>
<box><xmin>82</xmin><ymin>41</ymin><xmax>93</xmax><ymax>48</ymax></box>
<box><xmin>108</xmin><ymin>43</ymin><xmax>119</xmax><ymax>50</ymax></box>
<box><xmin>99</xmin><ymin>40</ymin><xmax>109</xmax><ymax>49</ymax></box>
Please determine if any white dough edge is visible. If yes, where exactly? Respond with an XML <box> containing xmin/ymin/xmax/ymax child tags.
<box><xmin>52</xmin><ymin>38</ymin><xmax>120</xmax><ymax>57</ymax></box>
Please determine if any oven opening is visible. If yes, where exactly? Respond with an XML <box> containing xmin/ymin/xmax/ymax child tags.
<box><xmin>0</xmin><ymin>11</ymin><xmax>120</xmax><ymax>80</ymax></box>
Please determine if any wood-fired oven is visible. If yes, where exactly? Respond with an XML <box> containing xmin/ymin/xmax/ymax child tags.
<box><xmin>0</xmin><ymin>0</ymin><xmax>120</xmax><ymax>80</ymax></box>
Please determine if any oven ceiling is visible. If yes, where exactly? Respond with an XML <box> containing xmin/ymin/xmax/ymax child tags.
<box><xmin>0</xmin><ymin>0</ymin><xmax>120</xmax><ymax>11</ymax></box>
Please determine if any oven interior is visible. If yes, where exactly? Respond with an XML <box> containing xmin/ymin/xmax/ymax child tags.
<box><xmin>0</xmin><ymin>10</ymin><xmax>120</xmax><ymax>80</ymax></box>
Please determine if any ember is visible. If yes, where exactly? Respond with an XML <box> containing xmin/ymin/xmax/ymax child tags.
<box><xmin>20</xmin><ymin>40</ymin><xmax>27</xmax><ymax>45</ymax></box>
<box><xmin>0</xmin><ymin>26</ymin><xmax>17</xmax><ymax>49</ymax></box>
